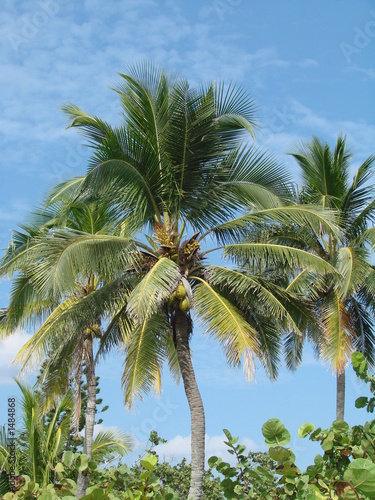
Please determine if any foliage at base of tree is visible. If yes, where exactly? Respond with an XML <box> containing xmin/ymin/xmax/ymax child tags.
<box><xmin>3</xmin><ymin>351</ymin><xmax>375</xmax><ymax>498</ymax></box>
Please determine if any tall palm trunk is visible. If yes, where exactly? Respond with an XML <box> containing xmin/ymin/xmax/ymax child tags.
<box><xmin>76</xmin><ymin>337</ymin><xmax>96</xmax><ymax>498</ymax></box>
<box><xmin>174</xmin><ymin>309</ymin><xmax>205</xmax><ymax>500</ymax></box>
<box><xmin>336</xmin><ymin>369</ymin><xmax>345</xmax><ymax>420</ymax></box>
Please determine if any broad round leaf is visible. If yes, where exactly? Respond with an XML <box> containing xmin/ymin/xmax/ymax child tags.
<box><xmin>208</xmin><ymin>456</ymin><xmax>220</xmax><ymax>468</ymax></box>
<box><xmin>298</xmin><ymin>423</ymin><xmax>315</xmax><ymax>438</ymax></box>
<box><xmin>343</xmin><ymin>458</ymin><xmax>375</xmax><ymax>497</ymax></box>
<box><xmin>352</xmin><ymin>351</ymin><xmax>365</xmax><ymax>368</ymax></box>
<box><xmin>321</xmin><ymin>436</ymin><xmax>334</xmax><ymax>452</ymax></box>
<box><xmin>62</xmin><ymin>450</ymin><xmax>74</xmax><ymax>467</ymax></box>
<box><xmin>140</xmin><ymin>454</ymin><xmax>158</xmax><ymax>471</ymax></box>
<box><xmin>76</xmin><ymin>454</ymin><xmax>89</xmax><ymax>472</ymax></box>
<box><xmin>262</xmin><ymin>418</ymin><xmax>291</xmax><ymax>447</ymax></box>
<box><xmin>55</xmin><ymin>462</ymin><xmax>65</xmax><ymax>473</ymax></box>
<box><xmin>355</xmin><ymin>397</ymin><xmax>368</xmax><ymax>409</ymax></box>
<box><xmin>275</xmin><ymin>462</ymin><xmax>300</xmax><ymax>478</ymax></box>
<box><xmin>269</xmin><ymin>446</ymin><xmax>295</xmax><ymax>463</ymax></box>
<box><xmin>38</xmin><ymin>493</ymin><xmax>56</xmax><ymax>500</ymax></box>
<box><xmin>332</xmin><ymin>419</ymin><xmax>350</xmax><ymax>433</ymax></box>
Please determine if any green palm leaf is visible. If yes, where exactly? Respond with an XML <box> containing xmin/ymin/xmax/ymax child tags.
<box><xmin>28</xmin><ymin>230</ymin><xmax>135</xmax><ymax>296</ymax></box>
<box><xmin>321</xmin><ymin>291</ymin><xmax>355</xmax><ymax>372</ymax></box>
<box><xmin>127</xmin><ymin>257</ymin><xmax>180</xmax><ymax>322</ymax></box>
<box><xmin>122</xmin><ymin>312</ymin><xmax>169</xmax><ymax>408</ymax></box>
<box><xmin>193</xmin><ymin>277</ymin><xmax>259</xmax><ymax>367</ymax></box>
<box><xmin>45</xmin><ymin>177</ymin><xmax>85</xmax><ymax>205</ymax></box>
<box><xmin>205</xmin><ymin>265</ymin><xmax>302</xmax><ymax>334</ymax></box>
<box><xmin>213</xmin><ymin>80</ymin><xmax>257</xmax><ymax>137</ymax></box>
<box><xmin>224</xmin><ymin>242</ymin><xmax>337</xmax><ymax>274</ymax></box>
<box><xmin>250</xmin><ymin>315</ymin><xmax>281</xmax><ymax>380</ymax></box>
<box><xmin>91</xmin><ymin>429</ymin><xmax>133</xmax><ymax>463</ymax></box>
<box><xmin>335</xmin><ymin>245</ymin><xmax>370</xmax><ymax>299</ymax></box>
<box><xmin>82</xmin><ymin>158</ymin><xmax>163</xmax><ymax>223</ymax></box>
<box><xmin>62</xmin><ymin>104</ymin><xmax>114</xmax><ymax>146</ymax></box>
<box><xmin>212</xmin><ymin>204</ymin><xmax>340</xmax><ymax>244</ymax></box>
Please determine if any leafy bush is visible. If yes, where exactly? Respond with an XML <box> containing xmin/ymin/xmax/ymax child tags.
<box><xmin>209</xmin><ymin>352</ymin><xmax>375</xmax><ymax>499</ymax></box>
<box><xmin>4</xmin><ymin>351</ymin><xmax>375</xmax><ymax>498</ymax></box>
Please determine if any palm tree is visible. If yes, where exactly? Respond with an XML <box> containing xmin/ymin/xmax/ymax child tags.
<box><xmin>55</xmin><ymin>64</ymin><xmax>338</xmax><ymax>498</ymax></box>
<box><xmin>0</xmin><ymin>193</ymin><xmax>133</xmax><ymax>497</ymax></box>
<box><xmin>0</xmin><ymin>381</ymin><xmax>131</xmax><ymax>495</ymax></box>
<box><xmin>284</xmin><ymin>135</ymin><xmax>375</xmax><ymax>419</ymax></box>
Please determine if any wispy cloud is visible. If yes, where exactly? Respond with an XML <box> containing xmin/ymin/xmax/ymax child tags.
<box><xmin>343</xmin><ymin>65</ymin><xmax>375</xmax><ymax>79</ymax></box>
<box><xmin>257</xmin><ymin>98</ymin><xmax>375</xmax><ymax>174</ymax></box>
<box><xmin>299</xmin><ymin>58</ymin><xmax>319</xmax><ymax>68</ymax></box>
<box><xmin>0</xmin><ymin>330</ymin><xmax>32</xmax><ymax>386</ymax></box>
<box><xmin>155</xmin><ymin>433</ymin><xmax>263</xmax><ymax>464</ymax></box>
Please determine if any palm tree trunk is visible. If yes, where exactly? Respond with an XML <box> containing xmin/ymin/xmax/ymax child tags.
<box><xmin>174</xmin><ymin>309</ymin><xmax>205</xmax><ymax>500</ymax></box>
<box><xmin>336</xmin><ymin>369</ymin><xmax>345</xmax><ymax>420</ymax></box>
<box><xmin>76</xmin><ymin>337</ymin><xmax>96</xmax><ymax>498</ymax></box>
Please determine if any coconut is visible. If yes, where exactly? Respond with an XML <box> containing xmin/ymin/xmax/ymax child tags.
<box><xmin>175</xmin><ymin>284</ymin><xmax>186</xmax><ymax>300</ymax></box>
<box><xmin>83</xmin><ymin>327</ymin><xmax>91</xmax><ymax>338</ymax></box>
<box><xmin>179</xmin><ymin>296</ymin><xmax>190</xmax><ymax>313</ymax></box>
<box><xmin>92</xmin><ymin>324</ymin><xmax>101</xmax><ymax>338</ymax></box>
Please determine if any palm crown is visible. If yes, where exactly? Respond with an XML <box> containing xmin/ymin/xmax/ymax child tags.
<box><xmin>284</xmin><ymin>135</ymin><xmax>375</xmax><ymax>419</ymax></box>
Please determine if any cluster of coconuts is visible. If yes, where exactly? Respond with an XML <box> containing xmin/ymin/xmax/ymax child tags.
<box><xmin>83</xmin><ymin>324</ymin><xmax>101</xmax><ymax>339</ymax></box>
<box><xmin>168</xmin><ymin>284</ymin><xmax>190</xmax><ymax>313</ymax></box>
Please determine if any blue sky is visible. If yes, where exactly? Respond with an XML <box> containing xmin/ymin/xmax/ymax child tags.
<box><xmin>1</xmin><ymin>0</ymin><xmax>375</xmax><ymax>469</ymax></box>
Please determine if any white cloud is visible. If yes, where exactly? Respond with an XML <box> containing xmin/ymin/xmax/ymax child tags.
<box><xmin>256</xmin><ymin>99</ymin><xmax>375</xmax><ymax>172</ymax></box>
<box><xmin>299</xmin><ymin>58</ymin><xmax>319</xmax><ymax>68</ymax></box>
<box><xmin>0</xmin><ymin>330</ymin><xmax>32</xmax><ymax>385</ymax></box>
<box><xmin>288</xmin><ymin>100</ymin><xmax>375</xmax><ymax>163</ymax></box>
<box><xmin>343</xmin><ymin>65</ymin><xmax>375</xmax><ymax>80</ymax></box>
<box><xmin>155</xmin><ymin>433</ymin><xmax>262</xmax><ymax>464</ymax></box>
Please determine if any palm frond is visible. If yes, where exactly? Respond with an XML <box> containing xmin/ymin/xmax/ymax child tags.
<box><xmin>13</xmin><ymin>297</ymin><xmax>80</xmax><ymax>373</ymax></box>
<box><xmin>335</xmin><ymin>245</ymin><xmax>371</xmax><ymax>299</ymax></box>
<box><xmin>126</xmin><ymin>258</ymin><xmax>180</xmax><ymax>322</ymax></box>
<box><xmin>288</xmin><ymin>135</ymin><xmax>350</xmax><ymax>207</ymax></box>
<box><xmin>44</xmin><ymin>177</ymin><xmax>85</xmax><ymax>206</ymax></box>
<box><xmin>28</xmin><ymin>230</ymin><xmax>136</xmax><ymax>296</ymax></box>
<box><xmin>285</xmin><ymin>269</ymin><xmax>324</xmax><ymax>299</ymax></box>
<box><xmin>283</xmin><ymin>331</ymin><xmax>305</xmax><ymax>372</ymax></box>
<box><xmin>122</xmin><ymin>313</ymin><xmax>169</xmax><ymax>408</ymax></box>
<box><xmin>14</xmin><ymin>275</ymin><xmax>133</xmax><ymax>374</ymax></box>
<box><xmin>214</xmin><ymin>80</ymin><xmax>257</xmax><ymax>137</ymax></box>
<box><xmin>342</xmin><ymin>154</ymin><xmax>375</xmax><ymax>219</ymax></box>
<box><xmin>62</xmin><ymin>104</ymin><xmax>114</xmax><ymax>146</ymax></box>
<box><xmin>165</xmin><ymin>332</ymin><xmax>181</xmax><ymax>384</ymax></box>
<box><xmin>82</xmin><ymin>158</ymin><xmax>163</xmax><ymax>223</ymax></box>
<box><xmin>91</xmin><ymin>429</ymin><xmax>133</xmax><ymax>463</ymax></box>
<box><xmin>4</xmin><ymin>274</ymin><xmax>53</xmax><ymax>333</ymax></box>
<box><xmin>321</xmin><ymin>291</ymin><xmax>355</xmax><ymax>373</ymax></box>
<box><xmin>205</xmin><ymin>266</ymin><xmax>302</xmax><ymax>334</ymax></box>
<box><xmin>192</xmin><ymin>277</ymin><xmax>259</xmax><ymax>367</ymax></box>
<box><xmin>249</xmin><ymin>316</ymin><xmax>281</xmax><ymax>380</ymax></box>
<box><xmin>224</xmin><ymin>243</ymin><xmax>337</xmax><ymax>275</ymax></box>
<box><xmin>350</xmin><ymin>299</ymin><xmax>375</xmax><ymax>367</ymax></box>
<box><xmin>211</xmin><ymin>204</ymin><xmax>340</xmax><ymax>245</ymax></box>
